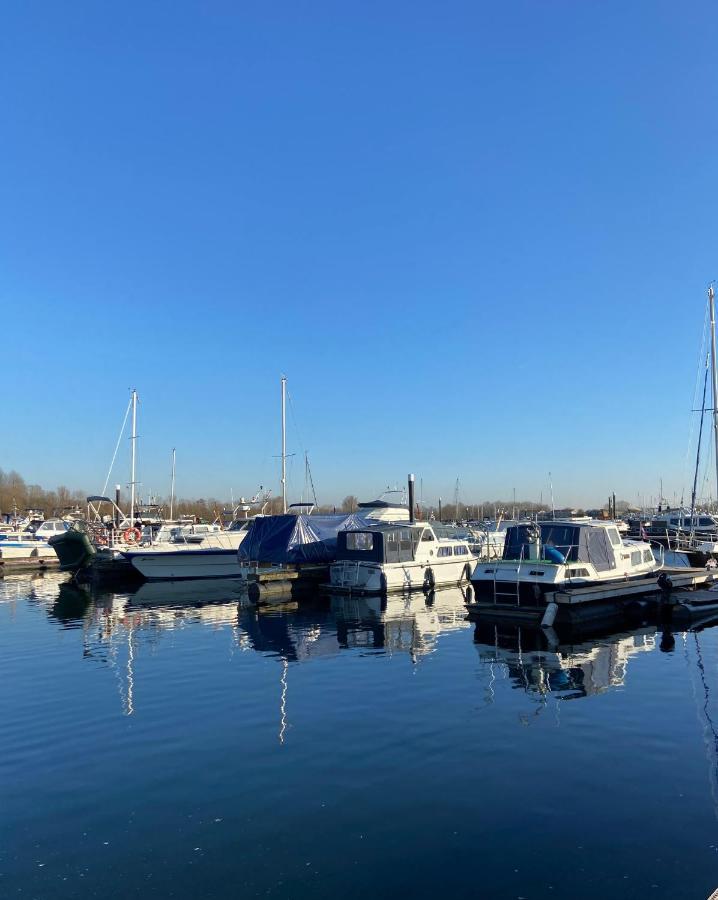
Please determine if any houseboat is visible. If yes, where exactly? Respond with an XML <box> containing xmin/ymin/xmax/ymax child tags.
<box><xmin>329</xmin><ymin>521</ymin><xmax>474</xmax><ymax>594</ymax></box>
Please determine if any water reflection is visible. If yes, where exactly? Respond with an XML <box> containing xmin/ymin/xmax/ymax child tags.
<box><xmin>473</xmin><ymin>620</ymin><xmax>657</xmax><ymax>701</ymax></box>
<box><xmin>14</xmin><ymin>574</ymin><xmax>718</xmax><ymax>736</ymax></box>
<box><xmin>6</xmin><ymin>573</ymin><xmax>718</xmax><ymax>898</ymax></box>
<box><xmin>32</xmin><ymin>578</ymin><xmax>476</xmax><ymax>719</ymax></box>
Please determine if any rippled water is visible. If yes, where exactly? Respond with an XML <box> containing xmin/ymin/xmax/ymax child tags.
<box><xmin>2</xmin><ymin>573</ymin><xmax>718</xmax><ymax>899</ymax></box>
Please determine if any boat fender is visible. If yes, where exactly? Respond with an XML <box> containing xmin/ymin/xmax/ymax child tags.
<box><xmin>123</xmin><ymin>527</ymin><xmax>142</xmax><ymax>545</ymax></box>
<box><xmin>380</xmin><ymin>573</ymin><xmax>388</xmax><ymax>594</ymax></box>
<box><xmin>423</xmin><ymin>567</ymin><xmax>435</xmax><ymax>592</ymax></box>
<box><xmin>541</xmin><ymin>602</ymin><xmax>558</xmax><ymax>628</ymax></box>
<box><xmin>463</xmin><ymin>563</ymin><xmax>472</xmax><ymax>582</ymax></box>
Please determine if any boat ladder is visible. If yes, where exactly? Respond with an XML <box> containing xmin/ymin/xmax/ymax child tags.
<box><xmin>492</xmin><ymin>552</ymin><xmax>523</xmax><ymax>606</ymax></box>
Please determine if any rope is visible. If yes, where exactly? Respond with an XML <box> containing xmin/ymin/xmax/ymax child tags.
<box><xmin>101</xmin><ymin>396</ymin><xmax>132</xmax><ymax>497</ymax></box>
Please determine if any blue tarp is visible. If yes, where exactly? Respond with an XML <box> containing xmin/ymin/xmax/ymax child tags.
<box><xmin>238</xmin><ymin>513</ymin><xmax>371</xmax><ymax>565</ymax></box>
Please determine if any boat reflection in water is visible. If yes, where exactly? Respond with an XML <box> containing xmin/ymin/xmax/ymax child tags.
<box><xmin>473</xmin><ymin>619</ymin><xmax>659</xmax><ymax>701</ymax></box>
<box><xmin>329</xmin><ymin>588</ymin><xmax>472</xmax><ymax>660</ymax></box>
<box><xmin>42</xmin><ymin>579</ymin><xmax>475</xmax><ymax>719</ymax></box>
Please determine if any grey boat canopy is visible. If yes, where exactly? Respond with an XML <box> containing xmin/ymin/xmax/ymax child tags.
<box><xmin>502</xmin><ymin>521</ymin><xmax>618</xmax><ymax>572</ymax></box>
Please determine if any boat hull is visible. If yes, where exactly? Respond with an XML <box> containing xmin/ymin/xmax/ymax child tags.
<box><xmin>329</xmin><ymin>557</ymin><xmax>473</xmax><ymax>595</ymax></box>
<box><xmin>124</xmin><ymin>548</ymin><xmax>242</xmax><ymax>580</ymax></box>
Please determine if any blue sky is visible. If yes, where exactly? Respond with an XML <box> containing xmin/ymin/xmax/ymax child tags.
<box><xmin>2</xmin><ymin>1</ymin><xmax>718</xmax><ymax>509</ymax></box>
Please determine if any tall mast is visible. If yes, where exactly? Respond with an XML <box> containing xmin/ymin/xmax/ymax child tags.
<box><xmin>129</xmin><ymin>389</ymin><xmax>138</xmax><ymax>523</ymax></box>
<box><xmin>710</xmin><ymin>284</ymin><xmax>718</xmax><ymax>507</ymax></box>
<box><xmin>281</xmin><ymin>376</ymin><xmax>287</xmax><ymax>514</ymax></box>
<box><xmin>170</xmin><ymin>448</ymin><xmax>176</xmax><ymax>520</ymax></box>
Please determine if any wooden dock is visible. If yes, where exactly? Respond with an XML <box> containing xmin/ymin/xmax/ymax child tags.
<box><xmin>550</xmin><ymin>568</ymin><xmax>716</xmax><ymax>605</ymax></box>
<box><xmin>466</xmin><ymin>567</ymin><xmax>718</xmax><ymax>624</ymax></box>
<box><xmin>0</xmin><ymin>556</ymin><xmax>61</xmax><ymax>577</ymax></box>
<box><xmin>244</xmin><ymin>564</ymin><xmax>329</xmax><ymax>604</ymax></box>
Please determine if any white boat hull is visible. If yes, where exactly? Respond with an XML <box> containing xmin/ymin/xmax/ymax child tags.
<box><xmin>124</xmin><ymin>549</ymin><xmax>242</xmax><ymax>581</ymax></box>
<box><xmin>330</xmin><ymin>557</ymin><xmax>472</xmax><ymax>594</ymax></box>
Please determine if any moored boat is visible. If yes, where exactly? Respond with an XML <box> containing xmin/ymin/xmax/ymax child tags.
<box><xmin>121</xmin><ymin>520</ymin><xmax>252</xmax><ymax>580</ymax></box>
<box><xmin>470</xmin><ymin>520</ymin><xmax>660</xmax><ymax>611</ymax></box>
<box><xmin>329</xmin><ymin>521</ymin><xmax>474</xmax><ymax>594</ymax></box>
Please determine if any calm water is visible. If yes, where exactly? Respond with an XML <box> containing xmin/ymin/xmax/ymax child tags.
<box><xmin>2</xmin><ymin>574</ymin><xmax>718</xmax><ymax>899</ymax></box>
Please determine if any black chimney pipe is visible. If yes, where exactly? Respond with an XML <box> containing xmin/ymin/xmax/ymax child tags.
<box><xmin>408</xmin><ymin>473</ymin><xmax>415</xmax><ymax>524</ymax></box>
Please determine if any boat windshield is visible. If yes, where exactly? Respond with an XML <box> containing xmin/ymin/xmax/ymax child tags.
<box><xmin>503</xmin><ymin>523</ymin><xmax>580</xmax><ymax>562</ymax></box>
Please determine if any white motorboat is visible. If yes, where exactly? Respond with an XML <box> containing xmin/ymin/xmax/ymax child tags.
<box><xmin>329</xmin><ymin>521</ymin><xmax>474</xmax><ymax>594</ymax></box>
<box><xmin>470</xmin><ymin>520</ymin><xmax>660</xmax><ymax>606</ymax></box>
<box><xmin>0</xmin><ymin>518</ymin><xmax>70</xmax><ymax>559</ymax></box>
<box><xmin>123</xmin><ymin>521</ymin><xmax>251</xmax><ymax>580</ymax></box>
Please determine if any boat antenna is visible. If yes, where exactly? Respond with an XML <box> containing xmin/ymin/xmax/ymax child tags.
<box><xmin>549</xmin><ymin>472</ymin><xmax>555</xmax><ymax>520</ymax></box>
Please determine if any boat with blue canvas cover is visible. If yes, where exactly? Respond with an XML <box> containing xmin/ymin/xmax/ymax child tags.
<box><xmin>237</xmin><ymin>498</ymin><xmax>410</xmax><ymax>578</ymax></box>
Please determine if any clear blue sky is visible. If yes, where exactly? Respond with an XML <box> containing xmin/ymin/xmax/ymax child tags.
<box><xmin>2</xmin><ymin>1</ymin><xmax>717</xmax><ymax>509</ymax></box>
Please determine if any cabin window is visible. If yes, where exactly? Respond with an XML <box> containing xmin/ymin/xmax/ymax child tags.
<box><xmin>437</xmin><ymin>546</ymin><xmax>453</xmax><ymax>557</ymax></box>
<box><xmin>346</xmin><ymin>532</ymin><xmax>374</xmax><ymax>551</ymax></box>
<box><xmin>643</xmin><ymin>548</ymin><xmax>654</xmax><ymax>563</ymax></box>
<box><xmin>454</xmin><ymin>546</ymin><xmax>468</xmax><ymax>555</ymax></box>
<box><xmin>566</xmin><ymin>567</ymin><xmax>590</xmax><ymax>577</ymax></box>
<box><xmin>631</xmin><ymin>551</ymin><xmax>642</xmax><ymax>565</ymax></box>
<box><xmin>607</xmin><ymin>528</ymin><xmax>621</xmax><ymax>547</ymax></box>
<box><xmin>421</xmin><ymin>530</ymin><xmax>435</xmax><ymax>542</ymax></box>
<box><xmin>700</xmin><ymin>518</ymin><xmax>714</xmax><ymax>527</ymax></box>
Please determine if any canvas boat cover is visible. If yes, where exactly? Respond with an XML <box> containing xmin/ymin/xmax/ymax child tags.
<box><xmin>503</xmin><ymin>522</ymin><xmax>615</xmax><ymax>572</ymax></box>
<box><xmin>238</xmin><ymin>513</ymin><xmax>372</xmax><ymax>565</ymax></box>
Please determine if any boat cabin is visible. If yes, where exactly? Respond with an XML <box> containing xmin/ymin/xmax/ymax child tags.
<box><xmin>650</xmin><ymin>512</ymin><xmax>718</xmax><ymax>533</ymax></box>
<box><xmin>500</xmin><ymin>521</ymin><xmax>654</xmax><ymax>572</ymax></box>
<box><xmin>337</xmin><ymin>523</ymin><xmax>471</xmax><ymax>565</ymax></box>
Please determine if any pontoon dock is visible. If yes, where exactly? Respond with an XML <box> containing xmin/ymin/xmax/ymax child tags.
<box><xmin>466</xmin><ymin>567</ymin><xmax>718</xmax><ymax>624</ymax></box>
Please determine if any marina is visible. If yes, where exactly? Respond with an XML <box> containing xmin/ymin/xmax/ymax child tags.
<box><xmin>4</xmin><ymin>4</ymin><xmax>718</xmax><ymax>895</ymax></box>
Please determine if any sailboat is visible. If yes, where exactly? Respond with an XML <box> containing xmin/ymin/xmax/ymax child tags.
<box><xmin>649</xmin><ymin>285</ymin><xmax>718</xmax><ymax>560</ymax></box>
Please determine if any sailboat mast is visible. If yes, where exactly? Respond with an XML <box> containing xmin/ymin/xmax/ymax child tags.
<box><xmin>709</xmin><ymin>284</ymin><xmax>718</xmax><ymax>511</ymax></box>
<box><xmin>281</xmin><ymin>376</ymin><xmax>287</xmax><ymax>514</ymax></box>
<box><xmin>170</xmin><ymin>448</ymin><xmax>176</xmax><ymax>520</ymax></box>
<box><xmin>129</xmin><ymin>389</ymin><xmax>138</xmax><ymax>523</ymax></box>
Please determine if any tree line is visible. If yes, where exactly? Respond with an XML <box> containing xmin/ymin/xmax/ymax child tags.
<box><xmin>2</xmin><ymin>468</ymin><xmax>621</xmax><ymax>523</ymax></box>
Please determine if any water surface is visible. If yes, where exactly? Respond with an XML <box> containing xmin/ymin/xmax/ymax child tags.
<box><xmin>2</xmin><ymin>573</ymin><xmax>718</xmax><ymax>899</ymax></box>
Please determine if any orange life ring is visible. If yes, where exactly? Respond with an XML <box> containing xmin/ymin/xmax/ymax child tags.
<box><xmin>123</xmin><ymin>527</ymin><xmax>142</xmax><ymax>544</ymax></box>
